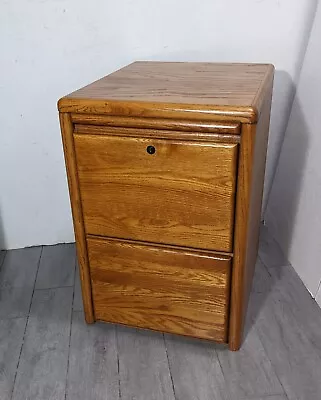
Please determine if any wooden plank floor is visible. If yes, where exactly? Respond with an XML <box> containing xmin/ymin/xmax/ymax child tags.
<box><xmin>0</xmin><ymin>226</ymin><xmax>321</xmax><ymax>400</ymax></box>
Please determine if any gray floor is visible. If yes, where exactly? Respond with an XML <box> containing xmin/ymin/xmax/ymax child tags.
<box><xmin>0</xmin><ymin>226</ymin><xmax>321</xmax><ymax>400</ymax></box>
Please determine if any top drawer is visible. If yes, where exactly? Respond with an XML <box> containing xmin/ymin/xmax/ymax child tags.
<box><xmin>74</xmin><ymin>128</ymin><xmax>238</xmax><ymax>252</ymax></box>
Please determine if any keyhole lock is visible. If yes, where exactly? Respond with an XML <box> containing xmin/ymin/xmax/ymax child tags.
<box><xmin>146</xmin><ymin>145</ymin><xmax>156</xmax><ymax>155</ymax></box>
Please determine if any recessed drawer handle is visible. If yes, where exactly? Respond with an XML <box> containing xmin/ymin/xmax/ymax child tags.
<box><xmin>146</xmin><ymin>145</ymin><xmax>156</xmax><ymax>155</ymax></box>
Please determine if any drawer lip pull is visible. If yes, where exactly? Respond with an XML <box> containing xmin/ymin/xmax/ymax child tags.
<box><xmin>71</xmin><ymin>114</ymin><xmax>241</xmax><ymax>134</ymax></box>
<box><xmin>86</xmin><ymin>233</ymin><xmax>233</xmax><ymax>259</ymax></box>
<box><xmin>74</xmin><ymin>124</ymin><xmax>241</xmax><ymax>144</ymax></box>
<box><xmin>87</xmin><ymin>235</ymin><xmax>231</xmax><ymax>343</ymax></box>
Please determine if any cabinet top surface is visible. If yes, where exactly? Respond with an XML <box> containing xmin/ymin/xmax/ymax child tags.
<box><xmin>58</xmin><ymin>62</ymin><xmax>274</xmax><ymax>122</ymax></box>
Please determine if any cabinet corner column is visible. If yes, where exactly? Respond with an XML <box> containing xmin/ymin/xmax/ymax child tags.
<box><xmin>59</xmin><ymin>112</ymin><xmax>95</xmax><ymax>323</ymax></box>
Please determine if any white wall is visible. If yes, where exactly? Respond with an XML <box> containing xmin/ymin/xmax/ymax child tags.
<box><xmin>0</xmin><ymin>0</ymin><xmax>317</xmax><ymax>249</ymax></box>
<box><xmin>266</xmin><ymin>0</ymin><xmax>321</xmax><ymax>299</ymax></box>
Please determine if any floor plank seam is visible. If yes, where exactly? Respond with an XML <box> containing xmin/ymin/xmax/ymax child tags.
<box><xmin>3</xmin><ymin>233</ymin><xmax>321</xmax><ymax>400</ymax></box>
<box><xmin>9</xmin><ymin>246</ymin><xmax>44</xmax><ymax>400</ymax></box>
<box><xmin>163</xmin><ymin>334</ymin><xmax>178</xmax><ymax>400</ymax></box>
<box><xmin>72</xmin><ymin>258</ymin><xmax>78</xmax><ymax>312</ymax></box>
<box><xmin>245</xmin><ymin>393</ymin><xmax>288</xmax><ymax>400</ymax></box>
<box><xmin>214</xmin><ymin>347</ymin><xmax>235</xmax><ymax>400</ymax></box>
<box><xmin>0</xmin><ymin>315</ymin><xmax>31</xmax><ymax>322</ymax></box>
<box><xmin>253</xmin><ymin>326</ymin><xmax>290</xmax><ymax>400</ymax></box>
<box><xmin>0</xmin><ymin>250</ymin><xmax>7</xmax><ymax>270</ymax></box>
<box><xmin>252</xmin><ymin>254</ymin><xmax>290</xmax><ymax>400</ymax></box>
<box><xmin>34</xmin><ymin>284</ymin><xmax>74</xmax><ymax>291</ymax></box>
<box><xmin>316</xmin><ymin>279</ymin><xmax>321</xmax><ymax>301</ymax></box>
<box><xmin>71</xmin><ymin>257</ymin><xmax>77</xmax><ymax>309</ymax></box>
<box><xmin>257</xmin><ymin>253</ymin><xmax>321</xmax><ymax>364</ymax></box>
<box><xmin>64</xmin><ymin>273</ymin><xmax>76</xmax><ymax>400</ymax></box>
<box><xmin>257</xmin><ymin>254</ymin><xmax>272</xmax><ymax>277</ymax></box>
<box><xmin>115</xmin><ymin>325</ymin><xmax>122</xmax><ymax>400</ymax></box>
<box><xmin>71</xmin><ymin>310</ymin><xmax>83</xmax><ymax>315</ymax></box>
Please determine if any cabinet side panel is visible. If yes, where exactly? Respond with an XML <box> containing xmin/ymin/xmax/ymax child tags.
<box><xmin>229</xmin><ymin>82</ymin><xmax>273</xmax><ymax>350</ymax></box>
<box><xmin>59</xmin><ymin>112</ymin><xmax>94</xmax><ymax>323</ymax></box>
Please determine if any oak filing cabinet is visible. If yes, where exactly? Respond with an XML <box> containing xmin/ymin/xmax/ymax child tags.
<box><xmin>58</xmin><ymin>62</ymin><xmax>274</xmax><ymax>350</ymax></box>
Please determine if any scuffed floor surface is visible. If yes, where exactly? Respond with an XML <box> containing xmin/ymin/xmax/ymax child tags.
<box><xmin>0</xmin><ymin>225</ymin><xmax>321</xmax><ymax>400</ymax></box>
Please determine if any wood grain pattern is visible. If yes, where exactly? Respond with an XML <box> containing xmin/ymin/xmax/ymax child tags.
<box><xmin>0</xmin><ymin>246</ymin><xmax>42</xmax><ymax>289</ymax></box>
<box><xmin>0</xmin><ymin>318</ymin><xmax>27</xmax><ymax>400</ymax></box>
<box><xmin>66</xmin><ymin>312</ymin><xmax>119</xmax><ymax>400</ymax></box>
<box><xmin>71</xmin><ymin>113</ymin><xmax>241</xmax><ymax>134</ymax></box>
<box><xmin>75</xmin><ymin>133</ymin><xmax>238</xmax><ymax>252</ymax></box>
<box><xmin>0</xmin><ymin>246</ymin><xmax>42</xmax><ymax>319</ymax></box>
<box><xmin>60</xmin><ymin>99</ymin><xmax>257</xmax><ymax>123</ymax></box>
<box><xmin>250</xmin><ymin>397</ymin><xmax>287</xmax><ymax>400</ymax></box>
<box><xmin>58</xmin><ymin>62</ymin><xmax>274</xmax><ymax>123</ymax></box>
<box><xmin>164</xmin><ymin>334</ymin><xmax>230</xmax><ymax>400</ymax></box>
<box><xmin>2</xmin><ymin>230</ymin><xmax>320</xmax><ymax>397</ymax></box>
<box><xmin>229</xmin><ymin>73</ymin><xmax>273</xmax><ymax>350</ymax></box>
<box><xmin>250</xmin><ymin>261</ymin><xmax>321</xmax><ymax>400</ymax></box>
<box><xmin>73</xmin><ymin>262</ymin><xmax>84</xmax><ymax>312</ymax></box>
<box><xmin>74</xmin><ymin>123</ymin><xmax>240</xmax><ymax>144</ymax></box>
<box><xmin>87</xmin><ymin>236</ymin><xmax>231</xmax><ymax>342</ymax></box>
<box><xmin>59</xmin><ymin>62</ymin><xmax>274</xmax><ymax>350</ymax></box>
<box><xmin>0</xmin><ymin>287</ymin><xmax>36</xmax><ymax>319</ymax></box>
<box><xmin>217</xmin><ymin>326</ymin><xmax>283</xmax><ymax>399</ymax></box>
<box><xmin>0</xmin><ymin>250</ymin><xmax>6</xmax><ymax>269</ymax></box>
<box><xmin>117</xmin><ymin>326</ymin><xmax>175</xmax><ymax>400</ymax></box>
<box><xmin>12</xmin><ymin>288</ymin><xmax>73</xmax><ymax>400</ymax></box>
<box><xmin>59</xmin><ymin>113</ymin><xmax>94</xmax><ymax>324</ymax></box>
<box><xmin>259</xmin><ymin>227</ymin><xmax>321</xmax><ymax>358</ymax></box>
<box><xmin>35</xmin><ymin>244</ymin><xmax>76</xmax><ymax>289</ymax></box>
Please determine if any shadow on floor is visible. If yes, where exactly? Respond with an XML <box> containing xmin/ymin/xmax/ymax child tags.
<box><xmin>243</xmin><ymin>231</ymin><xmax>274</xmax><ymax>337</ymax></box>
<box><xmin>0</xmin><ymin>208</ymin><xmax>5</xmax><ymax>251</ymax></box>
<box><xmin>266</xmin><ymin>94</ymin><xmax>310</xmax><ymax>263</ymax></box>
<box><xmin>244</xmin><ymin>61</ymin><xmax>313</xmax><ymax>336</ymax></box>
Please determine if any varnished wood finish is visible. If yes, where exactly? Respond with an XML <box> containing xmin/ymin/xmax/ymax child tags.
<box><xmin>74</xmin><ymin>133</ymin><xmax>238</xmax><ymax>252</ymax></box>
<box><xmin>74</xmin><ymin>124</ymin><xmax>240</xmax><ymax>144</ymax></box>
<box><xmin>59</xmin><ymin>113</ymin><xmax>94</xmax><ymax>323</ymax></box>
<box><xmin>87</xmin><ymin>236</ymin><xmax>231</xmax><ymax>342</ymax></box>
<box><xmin>4</xmin><ymin>232</ymin><xmax>321</xmax><ymax>398</ymax></box>
<box><xmin>61</xmin><ymin>99</ymin><xmax>257</xmax><ymax>124</ymax></box>
<box><xmin>58</xmin><ymin>62</ymin><xmax>274</xmax><ymax>350</ymax></box>
<box><xmin>87</xmin><ymin>234</ymin><xmax>233</xmax><ymax>257</ymax></box>
<box><xmin>229</xmin><ymin>75</ymin><xmax>273</xmax><ymax>350</ymax></box>
<box><xmin>71</xmin><ymin>114</ymin><xmax>241</xmax><ymax>134</ymax></box>
<box><xmin>58</xmin><ymin>62</ymin><xmax>274</xmax><ymax>123</ymax></box>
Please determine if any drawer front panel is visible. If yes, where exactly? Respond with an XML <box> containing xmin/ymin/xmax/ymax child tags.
<box><xmin>75</xmin><ymin>132</ymin><xmax>238</xmax><ymax>252</ymax></box>
<box><xmin>88</xmin><ymin>236</ymin><xmax>231</xmax><ymax>342</ymax></box>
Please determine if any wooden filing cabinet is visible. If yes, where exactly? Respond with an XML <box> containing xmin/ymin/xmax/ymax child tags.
<box><xmin>58</xmin><ymin>62</ymin><xmax>274</xmax><ymax>350</ymax></box>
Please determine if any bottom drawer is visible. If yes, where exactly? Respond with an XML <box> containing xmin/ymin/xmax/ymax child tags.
<box><xmin>87</xmin><ymin>236</ymin><xmax>231</xmax><ymax>342</ymax></box>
